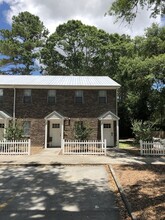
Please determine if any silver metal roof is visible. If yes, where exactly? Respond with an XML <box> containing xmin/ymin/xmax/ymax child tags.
<box><xmin>0</xmin><ymin>75</ymin><xmax>120</xmax><ymax>89</ymax></box>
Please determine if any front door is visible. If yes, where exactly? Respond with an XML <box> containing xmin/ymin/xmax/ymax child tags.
<box><xmin>103</xmin><ymin>122</ymin><xmax>114</xmax><ymax>147</ymax></box>
<box><xmin>49</xmin><ymin>120</ymin><xmax>61</xmax><ymax>147</ymax></box>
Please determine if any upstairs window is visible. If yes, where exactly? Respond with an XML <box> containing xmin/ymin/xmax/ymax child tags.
<box><xmin>99</xmin><ymin>90</ymin><xmax>107</xmax><ymax>104</ymax></box>
<box><xmin>48</xmin><ymin>90</ymin><xmax>56</xmax><ymax>104</ymax></box>
<box><xmin>0</xmin><ymin>89</ymin><xmax>3</xmax><ymax>103</ymax></box>
<box><xmin>23</xmin><ymin>121</ymin><xmax>31</xmax><ymax>137</ymax></box>
<box><xmin>75</xmin><ymin>90</ymin><xmax>83</xmax><ymax>104</ymax></box>
<box><xmin>23</xmin><ymin>89</ymin><xmax>32</xmax><ymax>104</ymax></box>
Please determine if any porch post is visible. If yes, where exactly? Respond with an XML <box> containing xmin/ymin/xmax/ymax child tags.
<box><xmin>4</xmin><ymin>119</ymin><xmax>7</xmax><ymax>139</ymax></box>
<box><xmin>101</xmin><ymin>121</ymin><xmax>104</xmax><ymax>141</ymax></box>
<box><xmin>61</xmin><ymin>119</ymin><xmax>64</xmax><ymax>148</ymax></box>
<box><xmin>116</xmin><ymin>120</ymin><xmax>119</xmax><ymax>148</ymax></box>
<box><xmin>45</xmin><ymin>120</ymin><xmax>48</xmax><ymax>148</ymax></box>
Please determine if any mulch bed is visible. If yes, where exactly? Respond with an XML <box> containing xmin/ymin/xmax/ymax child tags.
<box><xmin>112</xmin><ymin>164</ymin><xmax>165</xmax><ymax>220</ymax></box>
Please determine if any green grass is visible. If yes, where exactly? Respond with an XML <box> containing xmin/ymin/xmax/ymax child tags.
<box><xmin>119</xmin><ymin>140</ymin><xmax>140</xmax><ymax>156</ymax></box>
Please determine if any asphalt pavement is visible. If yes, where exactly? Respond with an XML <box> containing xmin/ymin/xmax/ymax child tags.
<box><xmin>0</xmin><ymin>166</ymin><xmax>120</xmax><ymax>220</ymax></box>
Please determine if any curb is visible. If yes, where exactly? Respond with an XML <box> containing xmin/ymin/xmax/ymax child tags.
<box><xmin>108</xmin><ymin>165</ymin><xmax>136</xmax><ymax>220</ymax></box>
<box><xmin>0</xmin><ymin>163</ymin><xmax>109</xmax><ymax>167</ymax></box>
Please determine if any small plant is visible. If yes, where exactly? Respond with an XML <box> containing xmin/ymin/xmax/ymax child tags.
<box><xmin>5</xmin><ymin>121</ymin><xmax>23</xmax><ymax>140</ymax></box>
<box><xmin>74</xmin><ymin>121</ymin><xmax>92</xmax><ymax>140</ymax></box>
<box><xmin>132</xmin><ymin>120</ymin><xmax>154</xmax><ymax>143</ymax></box>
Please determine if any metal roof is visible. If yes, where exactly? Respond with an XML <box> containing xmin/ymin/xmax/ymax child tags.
<box><xmin>0</xmin><ymin>75</ymin><xmax>120</xmax><ymax>89</ymax></box>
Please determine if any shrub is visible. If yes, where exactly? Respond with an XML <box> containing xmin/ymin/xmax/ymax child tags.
<box><xmin>74</xmin><ymin>122</ymin><xmax>92</xmax><ymax>140</ymax></box>
<box><xmin>132</xmin><ymin>120</ymin><xmax>154</xmax><ymax>142</ymax></box>
<box><xmin>5</xmin><ymin>122</ymin><xmax>23</xmax><ymax>140</ymax></box>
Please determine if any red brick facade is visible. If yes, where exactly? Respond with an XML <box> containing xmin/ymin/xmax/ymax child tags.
<box><xmin>0</xmin><ymin>88</ymin><xmax>117</xmax><ymax>147</ymax></box>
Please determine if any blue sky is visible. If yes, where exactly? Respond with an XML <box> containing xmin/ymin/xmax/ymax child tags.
<box><xmin>0</xmin><ymin>0</ymin><xmax>163</xmax><ymax>36</ymax></box>
<box><xmin>0</xmin><ymin>2</ymin><xmax>11</xmax><ymax>30</ymax></box>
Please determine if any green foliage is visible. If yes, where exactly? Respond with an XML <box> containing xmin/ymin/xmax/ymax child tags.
<box><xmin>132</xmin><ymin>120</ymin><xmax>155</xmax><ymax>142</ymax></box>
<box><xmin>41</xmin><ymin>19</ymin><xmax>131</xmax><ymax>77</ymax></box>
<box><xmin>5</xmin><ymin>122</ymin><xmax>23</xmax><ymax>140</ymax></box>
<box><xmin>74</xmin><ymin>122</ymin><xmax>92</xmax><ymax>140</ymax></box>
<box><xmin>0</xmin><ymin>11</ymin><xmax>48</xmax><ymax>75</ymax></box>
<box><xmin>108</xmin><ymin>0</ymin><xmax>165</xmax><ymax>23</ymax></box>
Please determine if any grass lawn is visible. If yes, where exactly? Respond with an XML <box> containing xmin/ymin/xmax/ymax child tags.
<box><xmin>119</xmin><ymin>139</ymin><xmax>140</xmax><ymax>156</ymax></box>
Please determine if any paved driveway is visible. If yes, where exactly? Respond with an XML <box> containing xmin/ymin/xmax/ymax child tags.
<box><xmin>0</xmin><ymin>166</ymin><xmax>119</xmax><ymax>220</ymax></box>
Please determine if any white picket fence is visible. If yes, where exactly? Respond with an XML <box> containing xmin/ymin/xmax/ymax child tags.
<box><xmin>0</xmin><ymin>139</ymin><xmax>31</xmax><ymax>155</ymax></box>
<box><xmin>62</xmin><ymin>139</ymin><xmax>107</xmax><ymax>155</ymax></box>
<box><xmin>140</xmin><ymin>140</ymin><xmax>165</xmax><ymax>156</ymax></box>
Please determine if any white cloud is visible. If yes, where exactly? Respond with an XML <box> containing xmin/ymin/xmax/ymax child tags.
<box><xmin>1</xmin><ymin>0</ymin><xmax>161</xmax><ymax>37</ymax></box>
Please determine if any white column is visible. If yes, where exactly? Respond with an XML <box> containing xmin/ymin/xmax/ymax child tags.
<box><xmin>4</xmin><ymin>119</ymin><xmax>7</xmax><ymax>139</ymax></box>
<box><xmin>101</xmin><ymin>121</ymin><xmax>103</xmax><ymax>141</ymax></box>
<box><xmin>61</xmin><ymin>119</ymin><xmax>64</xmax><ymax>148</ymax></box>
<box><xmin>116</xmin><ymin>120</ymin><xmax>119</xmax><ymax>148</ymax></box>
<box><xmin>45</xmin><ymin>120</ymin><xmax>48</xmax><ymax>148</ymax></box>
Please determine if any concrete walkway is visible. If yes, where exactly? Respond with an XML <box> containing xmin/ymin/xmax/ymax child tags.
<box><xmin>0</xmin><ymin>148</ymin><xmax>165</xmax><ymax>166</ymax></box>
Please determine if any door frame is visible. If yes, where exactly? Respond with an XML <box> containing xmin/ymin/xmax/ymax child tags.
<box><xmin>102</xmin><ymin>121</ymin><xmax>114</xmax><ymax>147</ymax></box>
<box><xmin>0</xmin><ymin>111</ymin><xmax>12</xmax><ymax>140</ymax></box>
<box><xmin>98</xmin><ymin>111</ymin><xmax>119</xmax><ymax>147</ymax></box>
<box><xmin>44</xmin><ymin>111</ymin><xmax>65</xmax><ymax>148</ymax></box>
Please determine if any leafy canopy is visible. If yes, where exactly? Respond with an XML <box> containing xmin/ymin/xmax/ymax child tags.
<box><xmin>108</xmin><ymin>0</ymin><xmax>165</xmax><ymax>23</ymax></box>
<box><xmin>0</xmin><ymin>11</ymin><xmax>48</xmax><ymax>75</ymax></box>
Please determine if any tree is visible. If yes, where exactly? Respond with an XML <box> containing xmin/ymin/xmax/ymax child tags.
<box><xmin>0</xmin><ymin>11</ymin><xmax>48</xmax><ymax>75</ymax></box>
<box><xmin>116</xmin><ymin>24</ymin><xmax>165</xmax><ymax>137</ymax></box>
<box><xmin>41</xmin><ymin>20</ymin><xmax>131</xmax><ymax>76</ymax></box>
<box><xmin>108</xmin><ymin>0</ymin><xmax>165</xmax><ymax>23</ymax></box>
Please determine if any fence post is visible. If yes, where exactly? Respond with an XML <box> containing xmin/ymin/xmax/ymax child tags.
<box><xmin>104</xmin><ymin>139</ymin><xmax>107</xmax><ymax>156</ymax></box>
<box><xmin>28</xmin><ymin>139</ymin><xmax>31</xmax><ymax>155</ymax></box>
<box><xmin>140</xmin><ymin>140</ymin><xmax>143</xmax><ymax>156</ymax></box>
<box><xmin>62</xmin><ymin>139</ymin><xmax>64</xmax><ymax>154</ymax></box>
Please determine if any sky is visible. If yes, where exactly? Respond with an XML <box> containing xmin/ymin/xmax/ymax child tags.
<box><xmin>0</xmin><ymin>0</ymin><xmax>164</xmax><ymax>37</ymax></box>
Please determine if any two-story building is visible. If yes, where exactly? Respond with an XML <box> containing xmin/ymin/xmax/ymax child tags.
<box><xmin>0</xmin><ymin>75</ymin><xmax>120</xmax><ymax>148</ymax></box>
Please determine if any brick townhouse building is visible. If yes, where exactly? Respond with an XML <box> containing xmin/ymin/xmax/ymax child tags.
<box><xmin>0</xmin><ymin>75</ymin><xmax>120</xmax><ymax>148</ymax></box>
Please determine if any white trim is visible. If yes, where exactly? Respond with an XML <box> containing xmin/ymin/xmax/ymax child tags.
<box><xmin>98</xmin><ymin>111</ymin><xmax>120</xmax><ymax>121</ymax></box>
<box><xmin>0</xmin><ymin>85</ymin><xmax>120</xmax><ymax>90</ymax></box>
<box><xmin>45</xmin><ymin>111</ymin><xmax>65</xmax><ymax>120</ymax></box>
<box><xmin>45</xmin><ymin>120</ymin><xmax>48</xmax><ymax>148</ymax></box>
<box><xmin>0</xmin><ymin>111</ymin><xmax>12</xmax><ymax>120</ymax></box>
<box><xmin>98</xmin><ymin>111</ymin><xmax>119</xmax><ymax>147</ymax></box>
<box><xmin>44</xmin><ymin>111</ymin><xmax>65</xmax><ymax>148</ymax></box>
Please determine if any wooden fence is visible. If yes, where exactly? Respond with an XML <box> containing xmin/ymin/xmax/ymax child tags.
<box><xmin>0</xmin><ymin>139</ymin><xmax>31</xmax><ymax>155</ymax></box>
<box><xmin>140</xmin><ymin>140</ymin><xmax>165</xmax><ymax>156</ymax></box>
<box><xmin>62</xmin><ymin>139</ymin><xmax>107</xmax><ymax>155</ymax></box>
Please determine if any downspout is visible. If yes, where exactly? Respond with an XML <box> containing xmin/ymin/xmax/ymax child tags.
<box><xmin>13</xmin><ymin>88</ymin><xmax>16</xmax><ymax>127</ymax></box>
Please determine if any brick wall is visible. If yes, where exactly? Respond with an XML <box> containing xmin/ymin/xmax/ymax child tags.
<box><xmin>0</xmin><ymin>88</ymin><xmax>117</xmax><ymax>146</ymax></box>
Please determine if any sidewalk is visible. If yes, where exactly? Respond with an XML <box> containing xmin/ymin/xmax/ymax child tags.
<box><xmin>0</xmin><ymin>148</ymin><xmax>165</xmax><ymax>166</ymax></box>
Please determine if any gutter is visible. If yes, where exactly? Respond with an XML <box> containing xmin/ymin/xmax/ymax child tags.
<box><xmin>13</xmin><ymin>88</ymin><xmax>16</xmax><ymax>127</ymax></box>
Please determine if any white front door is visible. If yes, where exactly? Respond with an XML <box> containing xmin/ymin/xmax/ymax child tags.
<box><xmin>103</xmin><ymin>121</ymin><xmax>114</xmax><ymax>146</ymax></box>
<box><xmin>49</xmin><ymin>120</ymin><xmax>61</xmax><ymax>147</ymax></box>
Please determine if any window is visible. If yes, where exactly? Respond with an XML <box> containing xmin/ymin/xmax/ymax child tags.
<box><xmin>99</xmin><ymin>90</ymin><xmax>107</xmax><ymax>104</ymax></box>
<box><xmin>52</xmin><ymin>123</ymin><xmax>60</xmax><ymax>128</ymax></box>
<box><xmin>104</xmin><ymin>124</ymin><xmax>111</xmax><ymax>128</ymax></box>
<box><xmin>23</xmin><ymin>89</ymin><xmax>32</xmax><ymax>104</ymax></box>
<box><xmin>48</xmin><ymin>90</ymin><xmax>56</xmax><ymax>104</ymax></box>
<box><xmin>23</xmin><ymin>121</ymin><xmax>31</xmax><ymax>136</ymax></box>
<box><xmin>0</xmin><ymin>89</ymin><xmax>3</xmax><ymax>103</ymax></box>
<box><xmin>0</xmin><ymin>124</ymin><xmax>4</xmax><ymax>128</ymax></box>
<box><xmin>75</xmin><ymin>90</ymin><xmax>83</xmax><ymax>104</ymax></box>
